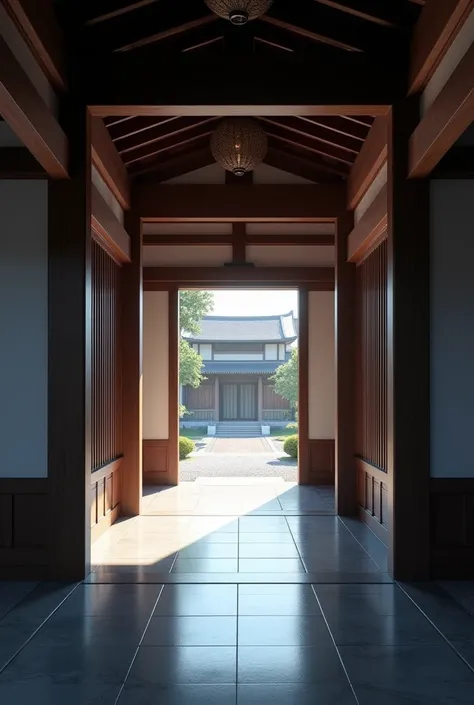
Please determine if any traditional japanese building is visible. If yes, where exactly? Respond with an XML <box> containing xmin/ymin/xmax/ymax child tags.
<box><xmin>182</xmin><ymin>312</ymin><xmax>297</xmax><ymax>425</ymax></box>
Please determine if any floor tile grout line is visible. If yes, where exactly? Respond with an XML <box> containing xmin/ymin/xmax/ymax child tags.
<box><xmin>395</xmin><ymin>581</ymin><xmax>474</xmax><ymax>676</ymax></box>
<box><xmin>285</xmin><ymin>515</ymin><xmax>308</xmax><ymax>573</ymax></box>
<box><xmin>0</xmin><ymin>582</ymin><xmax>40</xmax><ymax>623</ymax></box>
<box><xmin>310</xmin><ymin>584</ymin><xmax>361</xmax><ymax>705</ymax></box>
<box><xmin>113</xmin><ymin>583</ymin><xmax>165</xmax><ymax>705</ymax></box>
<box><xmin>0</xmin><ymin>581</ymin><xmax>83</xmax><ymax>677</ymax></box>
<box><xmin>337</xmin><ymin>517</ymin><xmax>386</xmax><ymax>572</ymax></box>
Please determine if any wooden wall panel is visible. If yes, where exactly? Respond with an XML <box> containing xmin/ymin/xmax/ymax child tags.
<box><xmin>143</xmin><ymin>440</ymin><xmax>170</xmax><ymax>485</ymax></box>
<box><xmin>308</xmin><ymin>439</ymin><xmax>335</xmax><ymax>485</ymax></box>
<box><xmin>430</xmin><ymin>479</ymin><xmax>474</xmax><ymax>578</ymax></box>
<box><xmin>356</xmin><ymin>458</ymin><xmax>389</xmax><ymax>544</ymax></box>
<box><xmin>185</xmin><ymin>383</ymin><xmax>214</xmax><ymax>410</ymax></box>
<box><xmin>90</xmin><ymin>459</ymin><xmax>122</xmax><ymax>542</ymax></box>
<box><xmin>263</xmin><ymin>384</ymin><xmax>291</xmax><ymax>411</ymax></box>
<box><xmin>91</xmin><ymin>239</ymin><xmax>123</xmax><ymax>471</ymax></box>
<box><xmin>355</xmin><ymin>239</ymin><xmax>388</xmax><ymax>472</ymax></box>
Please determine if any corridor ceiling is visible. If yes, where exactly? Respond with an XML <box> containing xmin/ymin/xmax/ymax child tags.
<box><xmin>55</xmin><ymin>0</ymin><xmax>424</xmax><ymax>181</ymax></box>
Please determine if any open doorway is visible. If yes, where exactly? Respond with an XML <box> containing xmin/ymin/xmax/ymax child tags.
<box><xmin>178</xmin><ymin>289</ymin><xmax>299</xmax><ymax>484</ymax></box>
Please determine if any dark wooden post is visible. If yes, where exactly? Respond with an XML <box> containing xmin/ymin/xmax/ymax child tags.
<box><xmin>48</xmin><ymin>103</ymin><xmax>92</xmax><ymax>579</ymax></box>
<box><xmin>121</xmin><ymin>209</ymin><xmax>143</xmax><ymax>515</ymax></box>
<box><xmin>298</xmin><ymin>288</ymin><xmax>310</xmax><ymax>484</ymax></box>
<box><xmin>387</xmin><ymin>101</ymin><xmax>430</xmax><ymax>580</ymax></box>
<box><xmin>335</xmin><ymin>211</ymin><xmax>357</xmax><ymax>516</ymax></box>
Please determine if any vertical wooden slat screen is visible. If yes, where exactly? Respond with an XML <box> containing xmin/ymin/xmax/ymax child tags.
<box><xmin>355</xmin><ymin>238</ymin><xmax>388</xmax><ymax>472</ymax></box>
<box><xmin>91</xmin><ymin>239</ymin><xmax>122</xmax><ymax>471</ymax></box>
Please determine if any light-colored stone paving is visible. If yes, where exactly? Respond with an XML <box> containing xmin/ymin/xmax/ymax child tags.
<box><xmin>210</xmin><ymin>437</ymin><xmax>273</xmax><ymax>454</ymax></box>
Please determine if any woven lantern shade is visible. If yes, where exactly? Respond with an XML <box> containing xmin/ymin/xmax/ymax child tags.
<box><xmin>204</xmin><ymin>0</ymin><xmax>273</xmax><ymax>25</ymax></box>
<box><xmin>210</xmin><ymin>118</ymin><xmax>268</xmax><ymax>176</ymax></box>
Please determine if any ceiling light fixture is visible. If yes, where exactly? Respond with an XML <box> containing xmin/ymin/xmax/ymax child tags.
<box><xmin>204</xmin><ymin>0</ymin><xmax>274</xmax><ymax>25</ymax></box>
<box><xmin>210</xmin><ymin>118</ymin><xmax>268</xmax><ymax>176</ymax></box>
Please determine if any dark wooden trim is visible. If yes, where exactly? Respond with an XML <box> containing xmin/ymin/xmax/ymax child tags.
<box><xmin>308</xmin><ymin>439</ymin><xmax>335</xmax><ymax>485</ymax></box>
<box><xmin>90</xmin><ymin>457</ymin><xmax>123</xmax><ymax>486</ymax></box>
<box><xmin>298</xmin><ymin>288</ymin><xmax>310</xmax><ymax>485</ymax></box>
<box><xmin>347</xmin><ymin>116</ymin><xmax>387</xmax><ymax>210</ymax></box>
<box><xmin>0</xmin><ymin>36</ymin><xmax>68</xmax><ymax>178</ymax></box>
<box><xmin>146</xmin><ymin>281</ymin><xmax>333</xmax><ymax>292</ymax></box>
<box><xmin>121</xmin><ymin>210</ymin><xmax>143</xmax><ymax>515</ymax></box>
<box><xmin>387</xmin><ymin>102</ymin><xmax>431</xmax><ymax>580</ymax></box>
<box><xmin>143</xmin><ymin>267</ymin><xmax>335</xmax><ymax>285</ymax></box>
<box><xmin>335</xmin><ymin>211</ymin><xmax>356</xmax><ymax>514</ymax></box>
<box><xmin>91</xmin><ymin>184</ymin><xmax>131</xmax><ymax>264</ymax></box>
<box><xmin>168</xmin><ymin>289</ymin><xmax>179</xmax><ymax>486</ymax></box>
<box><xmin>143</xmin><ymin>233</ymin><xmax>335</xmax><ymax>247</ymax></box>
<box><xmin>347</xmin><ymin>185</ymin><xmax>388</xmax><ymax>263</ymax></box>
<box><xmin>0</xmin><ymin>147</ymin><xmax>46</xmax><ymax>178</ymax></box>
<box><xmin>430</xmin><ymin>477</ymin><xmax>474</xmax><ymax>578</ymax></box>
<box><xmin>356</xmin><ymin>457</ymin><xmax>388</xmax><ymax>485</ymax></box>
<box><xmin>232</xmin><ymin>223</ymin><xmax>247</xmax><ymax>264</ymax></box>
<box><xmin>134</xmin><ymin>184</ymin><xmax>344</xmax><ymax>222</ymax></box>
<box><xmin>91</xmin><ymin>117</ymin><xmax>131</xmax><ymax>210</ymax></box>
<box><xmin>0</xmin><ymin>0</ymin><xmax>67</xmax><ymax>90</ymax></box>
<box><xmin>0</xmin><ymin>478</ymin><xmax>48</xmax><ymax>494</ymax></box>
<box><xmin>409</xmin><ymin>43</ymin><xmax>474</xmax><ymax>177</ymax></box>
<box><xmin>409</xmin><ymin>0</ymin><xmax>474</xmax><ymax>94</ymax></box>
<box><xmin>48</xmin><ymin>103</ymin><xmax>91</xmax><ymax>581</ymax></box>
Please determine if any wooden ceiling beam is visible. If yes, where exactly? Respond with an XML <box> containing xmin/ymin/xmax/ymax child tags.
<box><xmin>117</xmin><ymin>117</ymin><xmax>216</xmax><ymax>155</ymax></box>
<box><xmin>409</xmin><ymin>42</ymin><xmax>474</xmax><ymax>177</ymax></box>
<box><xmin>133</xmin><ymin>184</ymin><xmax>345</xmax><ymax>222</ymax></box>
<box><xmin>263</xmin><ymin>146</ymin><xmax>326</xmax><ymax>183</ymax></box>
<box><xmin>123</xmin><ymin>122</ymin><xmax>218</xmax><ymax>167</ymax></box>
<box><xmin>347</xmin><ymin>115</ymin><xmax>387</xmax><ymax>209</ymax></box>
<box><xmin>91</xmin><ymin>117</ymin><xmax>131</xmax><ymax>209</ymax></box>
<box><xmin>0</xmin><ymin>0</ymin><xmax>66</xmax><ymax>89</ymax></box>
<box><xmin>143</xmin><ymin>266</ymin><xmax>335</xmax><ymax>285</ymax></box>
<box><xmin>108</xmin><ymin>116</ymin><xmax>179</xmax><ymax>142</ymax></box>
<box><xmin>295</xmin><ymin>116</ymin><xmax>369</xmax><ymax>142</ymax></box>
<box><xmin>262</xmin><ymin>127</ymin><xmax>352</xmax><ymax>176</ymax></box>
<box><xmin>85</xmin><ymin>54</ymin><xmax>399</xmax><ymax>116</ymax></box>
<box><xmin>130</xmin><ymin>147</ymin><xmax>214</xmax><ymax>180</ymax></box>
<box><xmin>347</xmin><ymin>184</ymin><xmax>387</xmax><ymax>262</ymax></box>
<box><xmin>91</xmin><ymin>183</ymin><xmax>131</xmax><ymax>263</ymax></box>
<box><xmin>115</xmin><ymin>15</ymin><xmax>218</xmax><ymax>53</ymax></box>
<box><xmin>410</xmin><ymin>0</ymin><xmax>474</xmax><ymax>94</ymax></box>
<box><xmin>143</xmin><ymin>233</ymin><xmax>334</xmax><ymax>246</ymax></box>
<box><xmin>261</xmin><ymin>15</ymin><xmax>363</xmax><ymax>53</ymax></box>
<box><xmin>84</xmin><ymin>0</ymin><xmax>160</xmax><ymax>25</ymax></box>
<box><xmin>312</xmin><ymin>0</ymin><xmax>412</xmax><ymax>28</ymax></box>
<box><xmin>0</xmin><ymin>36</ymin><xmax>68</xmax><ymax>178</ymax></box>
<box><xmin>261</xmin><ymin>116</ymin><xmax>361</xmax><ymax>155</ymax></box>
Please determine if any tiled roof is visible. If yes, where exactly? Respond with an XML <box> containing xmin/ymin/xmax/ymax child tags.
<box><xmin>184</xmin><ymin>312</ymin><xmax>297</xmax><ymax>343</ymax></box>
<box><xmin>201</xmin><ymin>361</ymin><xmax>284</xmax><ymax>374</ymax></box>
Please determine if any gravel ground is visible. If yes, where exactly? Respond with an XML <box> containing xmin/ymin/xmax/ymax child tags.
<box><xmin>179</xmin><ymin>454</ymin><xmax>298</xmax><ymax>482</ymax></box>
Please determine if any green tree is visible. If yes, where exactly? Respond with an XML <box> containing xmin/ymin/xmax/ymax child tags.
<box><xmin>179</xmin><ymin>291</ymin><xmax>214</xmax><ymax>388</ymax></box>
<box><xmin>271</xmin><ymin>348</ymin><xmax>298</xmax><ymax>408</ymax></box>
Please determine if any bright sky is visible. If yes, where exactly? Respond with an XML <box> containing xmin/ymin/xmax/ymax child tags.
<box><xmin>207</xmin><ymin>290</ymin><xmax>299</xmax><ymax>317</ymax></box>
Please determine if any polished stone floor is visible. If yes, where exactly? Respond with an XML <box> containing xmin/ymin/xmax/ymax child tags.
<box><xmin>1</xmin><ymin>482</ymin><xmax>474</xmax><ymax>704</ymax></box>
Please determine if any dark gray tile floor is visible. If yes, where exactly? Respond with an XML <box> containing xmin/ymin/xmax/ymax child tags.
<box><xmin>1</xmin><ymin>488</ymin><xmax>474</xmax><ymax>704</ymax></box>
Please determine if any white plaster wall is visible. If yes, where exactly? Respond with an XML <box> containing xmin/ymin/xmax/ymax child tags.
<box><xmin>143</xmin><ymin>291</ymin><xmax>169</xmax><ymax>439</ymax></box>
<box><xmin>0</xmin><ymin>4</ymin><xmax>57</xmax><ymax>114</ymax></box>
<box><xmin>92</xmin><ymin>166</ymin><xmax>124</xmax><ymax>224</ymax></box>
<box><xmin>247</xmin><ymin>245</ymin><xmax>335</xmax><ymax>267</ymax></box>
<box><xmin>265</xmin><ymin>344</ymin><xmax>278</xmax><ymax>360</ymax></box>
<box><xmin>143</xmin><ymin>245</ymin><xmax>233</xmax><ymax>267</ymax></box>
<box><xmin>421</xmin><ymin>9</ymin><xmax>474</xmax><ymax>116</ymax></box>
<box><xmin>430</xmin><ymin>180</ymin><xmax>474</xmax><ymax>477</ymax></box>
<box><xmin>308</xmin><ymin>291</ymin><xmax>335</xmax><ymax>439</ymax></box>
<box><xmin>0</xmin><ymin>181</ymin><xmax>48</xmax><ymax>477</ymax></box>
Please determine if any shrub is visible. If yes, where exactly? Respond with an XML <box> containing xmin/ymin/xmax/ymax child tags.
<box><xmin>283</xmin><ymin>434</ymin><xmax>298</xmax><ymax>458</ymax></box>
<box><xmin>286</xmin><ymin>422</ymin><xmax>298</xmax><ymax>431</ymax></box>
<box><xmin>179</xmin><ymin>436</ymin><xmax>195</xmax><ymax>460</ymax></box>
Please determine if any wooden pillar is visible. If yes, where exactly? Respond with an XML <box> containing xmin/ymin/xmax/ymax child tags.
<box><xmin>335</xmin><ymin>211</ymin><xmax>357</xmax><ymax>516</ymax></box>
<box><xmin>387</xmin><ymin>101</ymin><xmax>430</xmax><ymax>580</ymax></box>
<box><xmin>168</xmin><ymin>288</ymin><xmax>179</xmax><ymax>484</ymax></box>
<box><xmin>121</xmin><ymin>209</ymin><xmax>142</xmax><ymax>515</ymax></box>
<box><xmin>214</xmin><ymin>377</ymin><xmax>220</xmax><ymax>422</ymax></box>
<box><xmin>258</xmin><ymin>376</ymin><xmax>263</xmax><ymax>422</ymax></box>
<box><xmin>48</xmin><ymin>103</ymin><xmax>92</xmax><ymax>580</ymax></box>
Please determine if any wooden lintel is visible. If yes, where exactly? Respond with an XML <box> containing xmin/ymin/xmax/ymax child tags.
<box><xmin>232</xmin><ymin>222</ymin><xmax>247</xmax><ymax>263</ymax></box>
<box><xmin>409</xmin><ymin>43</ymin><xmax>474</xmax><ymax>177</ymax></box>
<box><xmin>347</xmin><ymin>184</ymin><xmax>387</xmax><ymax>263</ymax></box>
<box><xmin>91</xmin><ymin>184</ymin><xmax>131</xmax><ymax>264</ymax></box>
<box><xmin>84</xmin><ymin>54</ymin><xmax>399</xmax><ymax>117</ymax></box>
<box><xmin>143</xmin><ymin>266</ymin><xmax>335</xmax><ymax>285</ymax></box>
<box><xmin>0</xmin><ymin>36</ymin><xmax>68</xmax><ymax>178</ymax></box>
<box><xmin>134</xmin><ymin>184</ymin><xmax>344</xmax><ymax>222</ymax></box>
<box><xmin>1</xmin><ymin>0</ymin><xmax>67</xmax><ymax>90</ymax></box>
<box><xmin>347</xmin><ymin>116</ymin><xmax>387</xmax><ymax>209</ymax></box>
<box><xmin>0</xmin><ymin>147</ymin><xmax>46</xmax><ymax>178</ymax></box>
<box><xmin>143</xmin><ymin>233</ymin><xmax>335</xmax><ymax>246</ymax></box>
<box><xmin>409</xmin><ymin>0</ymin><xmax>474</xmax><ymax>94</ymax></box>
<box><xmin>91</xmin><ymin>117</ymin><xmax>131</xmax><ymax>210</ymax></box>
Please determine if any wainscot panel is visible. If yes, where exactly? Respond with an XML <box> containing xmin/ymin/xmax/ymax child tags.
<box><xmin>430</xmin><ymin>478</ymin><xmax>474</xmax><ymax>578</ymax></box>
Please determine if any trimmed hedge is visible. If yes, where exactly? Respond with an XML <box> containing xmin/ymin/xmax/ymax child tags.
<box><xmin>179</xmin><ymin>436</ymin><xmax>195</xmax><ymax>460</ymax></box>
<box><xmin>283</xmin><ymin>434</ymin><xmax>298</xmax><ymax>458</ymax></box>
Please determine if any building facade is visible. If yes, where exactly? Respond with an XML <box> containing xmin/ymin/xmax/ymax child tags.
<box><xmin>182</xmin><ymin>313</ymin><xmax>297</xmax><ymax>425</ymax></box>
